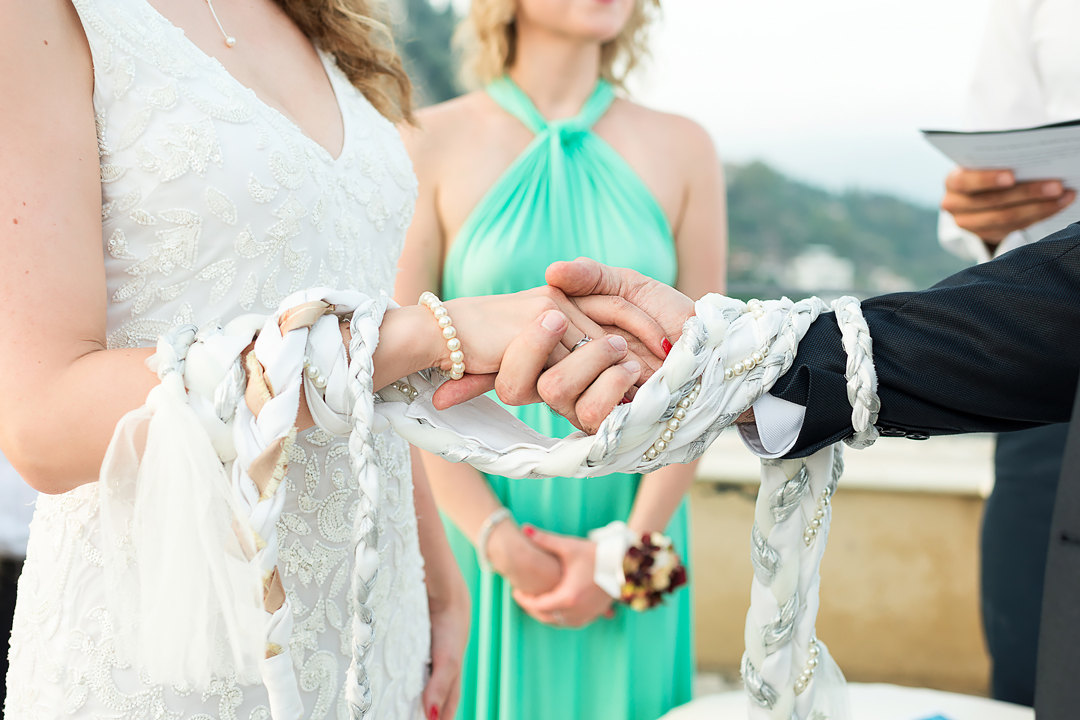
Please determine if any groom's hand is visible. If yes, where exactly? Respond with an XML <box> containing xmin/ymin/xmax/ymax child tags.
<box><xmin>545</xmin><ymin>258</ymin><xmax>696</xmax><ymax>344</ymax></box>
<box><xmin>537</xmin><ymin>258</ymin><xmax>700</xmax><ymax>431</ymax></box>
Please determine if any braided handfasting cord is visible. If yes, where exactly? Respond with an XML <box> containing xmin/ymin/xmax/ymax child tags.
<box><xmin>379</xmin><ymin>293</ymin><xmax>828</xmax><ymax>477</ymax></box>
<box><xmin>378</xmin><ymin>293</ymin><xmax>880</xmax><ymax>719</ymax></box>
<box><xmin>100</xmin><ymin>287</ymin><xmax>878</xmax><ymax>720</ymax></box>
<box><xmin>100</xmin><ymin>288</ymin><xmax>390</xmax><ymax>720</ymax></box>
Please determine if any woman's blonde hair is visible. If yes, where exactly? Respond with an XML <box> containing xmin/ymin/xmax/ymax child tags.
<box><xmin>277</xmin><ymin>0</ymin><xmax>413</xmax><ymax>123</ymax></box>
<box><xmin>457</xmin><ymin>0</ymin><xmax>661</xmax><ymax>89</ymax></box>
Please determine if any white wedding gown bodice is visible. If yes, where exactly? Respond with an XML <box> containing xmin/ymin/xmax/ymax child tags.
<box><xmin>5</xmin><ymin>1</ymin><xmax>429</xmax><ymax>718</ymax></box>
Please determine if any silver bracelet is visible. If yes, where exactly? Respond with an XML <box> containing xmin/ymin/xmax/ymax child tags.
<box><xmin>477</xmin><ymin>507</ymin><xmax>513</xmax><ymax>571</ymax></box>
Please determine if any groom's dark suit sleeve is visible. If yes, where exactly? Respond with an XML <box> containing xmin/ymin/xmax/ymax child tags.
<box><xmin>770</xmin><ymin>224</ymin><xmax>1080</xmax><ymax>458</ymax></box>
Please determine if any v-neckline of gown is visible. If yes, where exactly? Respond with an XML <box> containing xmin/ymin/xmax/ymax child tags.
<box><xmin>140</xmin><ymin>0</ymin><xmax>352</xmax><ymax>165</ymax></box>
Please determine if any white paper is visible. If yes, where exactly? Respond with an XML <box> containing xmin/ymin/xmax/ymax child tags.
<box><xmin>923</xmin><ymin>119</ymin><xmax>1080</xmax><ymax>243</ymax></box>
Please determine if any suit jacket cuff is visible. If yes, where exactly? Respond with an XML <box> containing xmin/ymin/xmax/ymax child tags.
<box><xmin>770</xmin><ymin>312</ymin><xmax>854</xmax><ymax>457</ymax></box>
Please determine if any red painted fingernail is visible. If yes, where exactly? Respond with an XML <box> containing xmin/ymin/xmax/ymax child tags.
<box><xmin>619</xmin><ymin>398</ymin><xmax>630</xmax><ymax>405</ymax></box>
<box><xmin>429</xmin><ymin>705</ymin><xmax>439</xmax><ymax>720</ymax></box>
<box><xmin>661</xmin><ymin>338</ymin><xmax>673</xmax><ymax>357</ymax></box>
<box><xmin>523</xmin><ymin>525</ymin><xmax>536</xmax><ymax>538</ymax></box>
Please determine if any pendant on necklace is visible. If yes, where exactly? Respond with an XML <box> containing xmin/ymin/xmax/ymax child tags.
<box><xmin>205</xmin><ymin>0</ymin><xmax>237</xmax><ymax>48</ymax></box>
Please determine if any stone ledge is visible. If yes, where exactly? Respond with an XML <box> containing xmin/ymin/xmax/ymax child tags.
<box><xmin>697</xmin><ymin>430</ymin><xmax>995</xmax><ymax>497</ymax></box>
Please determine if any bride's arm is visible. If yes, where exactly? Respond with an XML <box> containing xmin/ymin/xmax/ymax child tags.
<box><xmin>0</xmin><ymin>2</ymin><xmax>161</xmax><ymax>494</ymax></box>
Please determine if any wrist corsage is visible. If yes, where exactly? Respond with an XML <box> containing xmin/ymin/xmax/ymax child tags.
<box><xmin>589</xmin><ymin>521</ymin><xmax>688</xmax><ymax>611</ymax></box>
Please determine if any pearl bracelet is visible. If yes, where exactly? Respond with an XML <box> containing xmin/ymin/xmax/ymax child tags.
<box><xmin>419</xmin><ymin>291</ymin><xmax>465</xmax><ymax>380</ymax></box>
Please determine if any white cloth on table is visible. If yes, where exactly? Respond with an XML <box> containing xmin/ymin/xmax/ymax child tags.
<box><xmin>938</xmin><ymin>0</ymin><xmax>1080</xmax><ymax>263</ymax></box>
<box><xmin>660</xmin><ymin>683</ymin><xmax>1035</xmax><ymax>720</ymax></box>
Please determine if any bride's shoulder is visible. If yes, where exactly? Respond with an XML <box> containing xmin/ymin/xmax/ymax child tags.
<box><xmin>4</xmin><ymin>0</ymin><xmax>91</xmax><ymax>55</ymax></box>
<box><xmin>1</xmin><ymin>0</ymin><xmax>94</xmax><ymax>106</ymax></box>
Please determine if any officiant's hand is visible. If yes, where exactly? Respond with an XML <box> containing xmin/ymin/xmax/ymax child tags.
<box><xmin>942</xmin><ymin>166</ymin><xmax>1075</xmax><ymax>249</ymax></box>
<box><xmin>512</xmin><ymin>527</ymin><xmax>614</xmax><ymax>628</ymax></box>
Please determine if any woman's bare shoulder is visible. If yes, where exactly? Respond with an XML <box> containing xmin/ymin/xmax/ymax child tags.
<box><xmin>615</xmin><ymin>100</ymin><xmax>718</xmax><ymax>159</ymax></box>
<box><xmin>2</xmin><ymin>0</ymin><xmax>90</xmax><ymax>63</ymax></box>
<box><xmin>404</xmin><ymin>92</ymin><xmax>502</xmax><ymax>154</ymax></box>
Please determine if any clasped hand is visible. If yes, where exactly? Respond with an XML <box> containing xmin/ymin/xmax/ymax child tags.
<box><xmin>433</xmin><ymin>258</ymin><xmax>696</xmax><ymax>435</ymax></box>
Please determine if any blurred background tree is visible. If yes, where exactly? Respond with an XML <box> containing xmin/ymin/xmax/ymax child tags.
<box><xmin>393</xmin><ymin>0</ymin><xmax>462</xmax><ymax>106</ymax></box>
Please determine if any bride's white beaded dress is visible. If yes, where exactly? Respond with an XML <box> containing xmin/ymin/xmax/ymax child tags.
<box><xmin>4</xmin><ymin>1</ymin><xmax>429</xmax><ymax>718</ymax></box>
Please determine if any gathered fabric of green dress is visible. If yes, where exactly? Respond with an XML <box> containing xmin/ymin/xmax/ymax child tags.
<box><xmin>440</xmin><ymin>76</ymin><xmax>695</xmax><ymax>720</ymax></box>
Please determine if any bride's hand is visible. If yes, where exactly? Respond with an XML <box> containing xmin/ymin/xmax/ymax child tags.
<box><xmin>432</xmin><ymin>287</ymin><xmax>668</xmax><ymax>419</ymax></box>
<box><xmin>440</xmin><ymin>288</ymin><xmax>571</xmax><ymax>376</ymax></box>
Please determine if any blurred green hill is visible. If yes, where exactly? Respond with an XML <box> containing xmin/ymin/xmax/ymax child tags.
<box><xmin>395</xmin><ymin>0</ymin><xmax>462</xmax><ymax>106</ymax></box>
<box><xmin>726</xmin><ymin>161</ymin><xmax>966</xmax><ymax>298</ymax></box>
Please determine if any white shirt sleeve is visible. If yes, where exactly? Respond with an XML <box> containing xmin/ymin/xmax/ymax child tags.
<box><xmin>938</xmin><ymin>211</ymin><xmax>1034</xmax><ymax>264</ymax></box>
<box><xmin>736</xmin><ymin>393</ymin><xmax>807</xmax><ymax>459</ymax></box>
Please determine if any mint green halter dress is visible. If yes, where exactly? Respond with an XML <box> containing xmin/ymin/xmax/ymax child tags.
<box><xmin>441</xmin><ymin>77</ymin><xmax>694</xmax><ymax>720</ymax></box>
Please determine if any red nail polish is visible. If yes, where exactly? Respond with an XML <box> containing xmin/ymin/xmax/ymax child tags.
<box><xmin>661</xmin><ymin>338</ymin><xmax>673</xmax><ymax>357</ymax></box>
<box><xmin>523</xmin><ymin>525</ymin><xmax>536</xmax><ymax>538</ymax></box>
<box><xmin>619</xmin><ymin>398</ymin><xmax>630</xmax><ymax>405</ymax></box>
<box><xmin>429</xmin><ymin>705</ymin><xmax>439</xmax><ymax>720</ymax></box>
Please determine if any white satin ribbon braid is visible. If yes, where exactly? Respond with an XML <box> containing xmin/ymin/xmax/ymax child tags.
<box><xmin>383</xmin><ymin>292</ymin><xmax>880</xmax><ymax>719</ymax></box>
<box><xmin>831</xmin><ymin>296</ymin><xmax>880</xmax><ymax>449</ymax></box>
<box><xmin>379</xmin><ymin>294</ymin><xmax>829</xmax><ymax>478</ymax></box>
<box><xmin>340</xmin><ymin>295</ymin><xmax>388</xmax><ymax>719</ymax></box>
<box><xmin>100</xmin><ymin>288</ymin><xmax>388</xmax><ymax>720</ymax></box>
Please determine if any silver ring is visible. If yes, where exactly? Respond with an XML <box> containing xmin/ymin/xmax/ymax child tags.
<box><xmin>569</xmin><ymin>336</ymin><xmax>592</xmax><ymax>353</ymax></box>
<box><xmin>552</xmin><ymin>610</ymin><xmax>566</xmax><ymax>626</ymax></box>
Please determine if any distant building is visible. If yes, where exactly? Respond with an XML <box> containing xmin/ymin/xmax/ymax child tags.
<box><xmin>785</xmin><ymin>245</ymin><xmax>855</xmax><ymax>291</ymax></box>
<box><xmin>868</xmin><ymin>266</ymin><xmax>916</xmax><ymax>294</ymax></box>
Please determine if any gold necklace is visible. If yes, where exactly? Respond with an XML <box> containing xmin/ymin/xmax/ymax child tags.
<box><xmin>204</xmin><ymin>0</ymin><xmax>237</xmax><ymax>48</ymax></box>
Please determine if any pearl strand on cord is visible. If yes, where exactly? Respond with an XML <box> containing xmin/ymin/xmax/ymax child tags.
<box><xmin>642</xmin><ymin>379</ymin><xmax>702</xmax><ymax>461</ymax></box>
<box><xmin>303</xmin><ymin>356</ymin><xmax>328</xmax><ymax>390</ymax></box>
<box><xmin>793</xmin><ymin>639</ymin><xmax>821</xmax><ymax>695</ymax></box>
<box><xmin>419</xmin><ymin>292</ymin><xmax>466</xmax><ymax>380</ymax></box>
<box><xmin>723</xmin><ymin>300</ymin><xmax>770</xmax><ymax>381</ymax></box>
<box><xmin>802</xmin><ymin>486</ymin><xmax>831</xmax><ymax>546</ymax></box>
<box><xmin>389</xmin><ymin>379</ymin><xmax>420</xmax><ymax>401</ymax></box>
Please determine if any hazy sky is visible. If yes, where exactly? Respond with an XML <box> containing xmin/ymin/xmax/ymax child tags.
<box><xmin>441</xmin><ymin>0</ymin><xmax>996</xmax><ymax>206</ymax></box>
<box><xmin>628</xmin><ymin>0</ymin><xmax>991</xmax><ymax>206</ymax></box>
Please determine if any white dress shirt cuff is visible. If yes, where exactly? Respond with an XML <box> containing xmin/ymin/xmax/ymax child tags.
<box><xmin>737</xmin><ymin>393</ymin><xmax>807</xmax><ymax>459</ymax></box>
<box><xmin>938</xmin><ymin>211</ymin><xmax>1032</xmax><ymax>264</ymax></box>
